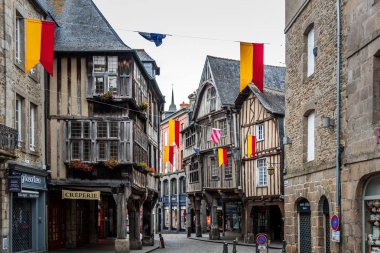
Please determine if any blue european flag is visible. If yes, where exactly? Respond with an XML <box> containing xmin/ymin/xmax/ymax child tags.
<box><xmin>139</xmin><ymin>32</ymin><xmax>166</xmax><ymax>47</ymax></box>
<box><xmin>193</xmin><ymin>147</ymin><xmax>200</xmax><ymax>155</ymax></box>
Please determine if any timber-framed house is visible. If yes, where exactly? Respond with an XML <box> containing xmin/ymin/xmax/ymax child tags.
<box><xmin>234</xmin><ymin>66</ymin><xmax>285</xmax><ymax>243</ymax></box>
<box><xmin>42</xmin><ymin>0</ymin><xmax>164</xmax><ymax>251</ymax></box>
<box><xmin>182</xmin><ymin>56</ymin><xmax>242</xmax><ymax>240</ymax></box>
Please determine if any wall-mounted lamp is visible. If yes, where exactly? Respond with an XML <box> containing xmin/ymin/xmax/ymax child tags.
<box><xmin>267</xmin><ymin>166</ymin><xmax>275</xmax><ymax>176</ymax></box>
<box><xmin>283</xmin><ymin>136</ymin><xmax>292</xmax><ymax>145</ymax></box>
<box><xmin>322</xmin><ymin>117</ymin><xmax>335</xmax><ymax>128</ymax></box>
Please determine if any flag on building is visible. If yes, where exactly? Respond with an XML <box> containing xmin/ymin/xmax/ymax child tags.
<box><xmin>218</xmin><ymin>148</ymin><xmax>228</xmax><ymax>167</ymax></box>
<box><xmin>210</xmin><ymin>128</ymin><xmax>222</xmax><ymax>145</ymax></box>
<box><xmin>193</xmin><ymin>147</ymin><xmax>200</xmax><ymax>155</ymax></box>
<box><xmin>139</xmin><ymin>32</ymin><xmax>167</xmax><ymax>47</ymax></box>
<box><xmin>240</xmin><ymin>43</ymin><xmax>264</xmax><ymax>92</ymax></box>
<box><xmin>247</xmin><ymin>135</ymin><xmax>256</xmax><ymax>158</ymax></box>
<box><xmin>169</xmin><ymin>119</ymin><xmax>180</xmax><ymax>146</ymax></box>
<box><xmin>25</xmin><ymin>19</ymin><xmax>55</xmax><ymax>75</ymax></box>
<box><xmin>164</xmin><ymin>146</ymin><xmax>174</xmax><ymax>164</ymax></box>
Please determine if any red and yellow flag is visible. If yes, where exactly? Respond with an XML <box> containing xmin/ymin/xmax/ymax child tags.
<box><xmin>247</xmin><ymin>135</ymin><xmax>256</xmax><ymax>158</ymax></box>
<box><xmin>169</xmin><ymin>119</ymin><xmax>180</xmax><ymax>147</ymax></box>
<box><xmin>218</xmin><ymin>148</ymin><xmax>228</xmax><ymax>167</ymax></box>
<box><xmin>240</xmin><ymin>43</ymin><xmax>264</xmax><ymax>92</ymax></box>
<box><xmin>25</xmin><ymin>19</ymin><xmax>42</xmax><ymax>73</ymax></box>
<box><xmin>25</xmin><ymin>19</ymin><xmax>55</xmax><ymax>75</ymax></box>
<box><xmin>164</xmin><ymin>146</ymin><xmax>174</xmax><ymax>164</ymax></box>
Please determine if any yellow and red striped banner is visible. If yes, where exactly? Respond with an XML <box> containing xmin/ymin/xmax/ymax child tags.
<box><xmin>164</xmin><ymin>146</ymin><xmax>174</xmax><ymax>164</ymax></box>
<box><xmin>247</xmin><ymin>135</ymin><xmax>256</xmax><ymax>158</ymax></box>
<box><xmin>218</xmin><ymin>148</ymin><xmax>228</xmax><ymax>167</ymax></box>
<box><xmin>240</xmin><ymin>43</ymin><xmax>264</xmax><ymax>92</ymax></box>
<box><xmin>169</xmin><ymin>119</ymin><xmax>180</xmax><ymax>147</ymax></box>
<box><xmin>25</xmin><ymin>19</ymin><xmax>55</xmax><ymax>75</ymax></box>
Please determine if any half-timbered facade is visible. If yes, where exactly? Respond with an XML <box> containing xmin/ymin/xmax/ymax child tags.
<box><xmin>182</xmin><ymin>56</ymin><xmax>241</xmax><ymax>239</ymax></box>
<box><xmin>42</xmin><ymin>1</ymin><xmax>164</xmax><ymax>252</ymax></box>
<box><xmin>235</xmin><ymin>65</ymin><xmax>285</xmax><ymax>243</ymax></box>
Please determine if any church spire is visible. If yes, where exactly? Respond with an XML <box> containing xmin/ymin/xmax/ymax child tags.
<box><xmin>169</xmin><ymin>85</ymin><xmax>177</xmax><ymax>112</ymax></box>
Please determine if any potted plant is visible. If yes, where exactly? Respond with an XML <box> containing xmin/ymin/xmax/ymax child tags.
<box><xmin>137</xmin><ymin>161</ymin><xmax>148</xmax><ymax>171</ymax></box>
<box><xmin>69</xmin><ymin>161</ymin><xmax>94</xmax><ymax>172</ymax></box>
<box><xmin>100</xmin><ymin>91</ymin><xmax>113</xmax><ymax>101</ymax></box>
<box><xmin>105</xmin><ymin>158</ymin><xmax>119</xmax><ymax>170</ymax></box>
<box><xmin>138</xmin><ymin>102</ymin><xmax>148</xmax><ymax>111</ymax></box>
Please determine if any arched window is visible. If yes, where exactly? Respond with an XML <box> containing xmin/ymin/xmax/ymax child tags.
<box><xmin>297</xmin><ymin>199</ymin><xmax>311</xmax><ymax>252</ymax></box>
<box><xmin>179</xmin><ymin>177</ymin><xmax>186</xmax><ymax>194</ymax></box>
<box><xmin>207</xmin><ymin>86</ymin><xmax>216</xmax><ymax>112</ymax></box>
<box><xmin>171</xmin><ymin>179</ymin><xmax>177</xmax><ymax>195</ymax></box>
<box><xmin>163</xmin><ymin>180</ymin><xmax>169</xmax><ymax>196</ymax></box>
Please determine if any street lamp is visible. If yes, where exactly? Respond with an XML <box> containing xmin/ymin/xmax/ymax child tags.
<box><xmin>267</xmin><ymin>166</ymin><xmax>275</xmax><ymax>176</ymax></box>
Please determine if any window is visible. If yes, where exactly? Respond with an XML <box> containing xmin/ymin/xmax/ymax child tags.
<box><xmin>207</xmin><ymin>87</ymin><xmax>216</xmax><ymax>112</ymax></box>
<box><xmin>257</xmin><ymin>158</ymin><xmax>267</xmax><ymax>186</ymax></box>
<box><xmin>307</xmin><ymin>28</ymin><xmax>315</xmax><ymax>77</ymax></box>
<box><xmin>15</xmin><ymin>96</ymin><xmax>23</xmax><ymax>146</ymax></box>
<box><xmin>29</xmin><ymin>104</ymin><xmax>37</xmax><ymax>151</ymax></box>
<box><xmin>163</xmin><ymin>180</ymin><xmax>169</xmax><ymax>196</ymax></box>
<box><xmin>189</xmin><ymin>162</ymin><xmax>199</xmax><ymax>183</ymax></box>
<box><xmin>210</xmin><ymin>157</ymin><xmax>218</xmax><ymax>179</ymax></box>
<box><xmin>225</xmin><ymin>156</ymin><xmax>233</xmax><ymax>178</ymax></box>
<box><xmin>171</xmin><ymin>179</ymin><xmax>177</xmax><ymax>195</ymax></box>
<box><xmin>93</xmin><ymin>56</ymin><xmax>118</xmax><ymax>95</ymax></box>
<box><xmin>185</xmin><ymin>128</ymin><xmax>196</xmax><ymax>148</ymax></box>
<box><xmin>180</xmin><ymin>178</ymin><xmax>186</xmax><ymax>194</ymax></box>
<box><xmin>15</xmin><ymin>11</ymin><xmax>24</xmax><ymax>65</ymax></box>
<box><xmin>97</xmin><ymin>122</ymin><xmax>108</xmax><ymax>138</ymax></box>
<box><xmin>69</xmin><ymin>121</ymin><xmax>92</xmax><ymax>162</ymax></box>
<box><xmin>219</xmin><ymin>120</ymin><xmax>227</xmax><ymax>138</ymax></box>
<box><xmin>307</xmin><ymin>112</ymin><xmax>315</xmax><ymax>161</ymax></box>
<box><xmin>256</xmin><ymin>124</ymin><xmax>264</xmax><ymax>141</ymax></box>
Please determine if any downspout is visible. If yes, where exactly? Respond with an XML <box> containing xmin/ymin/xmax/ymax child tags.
<box><xmin>335</xmin><ymin>0</ymin><xmax>341</xmax><ymax>242</ymax></box>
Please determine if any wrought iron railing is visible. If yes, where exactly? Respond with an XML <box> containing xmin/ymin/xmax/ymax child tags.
<box><xmin>0</xmin><ymin>124</ymin><xmax>18</xmax><ymax>153</ymax></box>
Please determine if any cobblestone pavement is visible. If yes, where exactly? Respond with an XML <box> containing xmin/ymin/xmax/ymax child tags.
<box><xmin>157</xmin><ymin>234</ymin><xmax>282</xmax><ymax>253</ymax></box>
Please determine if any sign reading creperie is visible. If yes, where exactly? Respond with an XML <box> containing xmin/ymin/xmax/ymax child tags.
<box><xmin>62</xmin><ymin>190</ymin><xmax>100</xmax><ymax>200</ymax></box>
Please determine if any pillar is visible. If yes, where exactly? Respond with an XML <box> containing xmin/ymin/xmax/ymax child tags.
<box><xmin>195</xmin><ymin>197</ymin><xmax>202</xmax><ymax>237</ymax></box>
<box><xmin>210</xmin><ymin>198</ymin><xmax>220</xmax><ymax>240</ymax></box>
<box><xmin>115</xmin><ymin>187</ymin><xmax>129</xmax><ymax>253</ymax></box>
<box><xmin>129</xmin><ymin>200</ymin><xmax>142</xmax><ymax>250</ymax></box>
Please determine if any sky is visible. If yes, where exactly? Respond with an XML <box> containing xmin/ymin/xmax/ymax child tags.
<box><xmin>93</xmin><ymin>0</ymin><xmax>285</xmax><ymax>111</ymax></box>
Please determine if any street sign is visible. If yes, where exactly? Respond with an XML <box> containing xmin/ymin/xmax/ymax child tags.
<box><xmin>256</xmin><ymin>234</ymin><xmax>268</xmax><ymax>245</ymax></box>
<box><xmin>330</xmin><ymin>214</ymin><xmax>339</xmax><ymax>231</ymax></box>
<box><xmin>332</xmin><ymin>230</ymin><xmax>340</xmax><ymax>242</ymax></box>
<box><xmin>258</xmin><ymin>245</ymin><xmax>267</xmax><ymax>250</ymax></box>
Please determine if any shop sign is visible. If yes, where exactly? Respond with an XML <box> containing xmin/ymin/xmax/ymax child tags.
<box><xmin>21</xmin><ymin>173</ymin><xmax>46</xmax><ymax>190</ymax></box>
<box><xmin>17</xmin><ymin>190</ymin><xmax>39</xmax><ymax>198</ymax></box>
<box><xmin>332</xmin><ymin>230</ymin><xmax>340</xmax><ymax>242</ymax></box>
<box><xmin>8</xmin><ymin>176</ymin><xmax>21</xmax><ymax>193</ymax></box>
<box><xmin>171</xmin><ymin>195</ymin><xmax>177</xmax><ymax>203</ymax></box>
<box><xmin>62</xmin><ymin>190</ymin><xmax>100</xmax><ymax>200</ymax></box>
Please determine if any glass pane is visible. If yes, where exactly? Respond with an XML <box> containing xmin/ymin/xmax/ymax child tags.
<box><xmin>95</xmin><ymin>77</ymin><xmax>105</xmax><ymax>94</ymax></box>
<box><xmin>83</xmin><ymin>122</ymin><xmax>90</xmax><ymax>138</ymax></box>
<box><xmin>109</xmin><ymin>122</ymin><xmax>119</xmax><ymax>138</ymax></box>
<box><xmin>71</xmin><ymin>122</ymin><xmax>81</xmax><ymax>138</ymax></box>
<box><xmin>71</xmin><ymin>141</ymin><xmax>80</xmax><ymax>160</ymax></box>
<box><xmin>108</xmin><ymin>56</ymin><xmax>118</xmax><ymax>73</ymax></box>
<box><xmin>365</xmin><ymin>175</ymin><xmax>380</xmax><ymax>196</ymax></box>
<box><xmin>97</xmin><ymin>122</ymin><xmax>107</xmax><ymax>138</ymax></box>
<box><xmin>94</xmin><ymin>56</ymin><xmax>106</xmax><ymax>72</ymax></box>
<box><xmin>83</xmin><ymin>141</ymin><xmax>91</xmax><ymax>161</ymax></box>
<box><xmin>98</xmin><ymin>141</ymin><xmax>107</xmax><ymax>160</ymax></box>
<box><xmin>108</xmin><ymin>76</ymin><xmax>118</xmax><ymax>95</ymax></box>
<box><xmin>110</xmin><ymin>141</ymin><xmax>118</xmax><ymax>159</ymax></box>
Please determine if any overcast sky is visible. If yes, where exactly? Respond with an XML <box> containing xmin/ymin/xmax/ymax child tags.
<box><xmin>93</xmin><ymin>0</ymin><xmax>285</xmax><ymax>111</ymax></box>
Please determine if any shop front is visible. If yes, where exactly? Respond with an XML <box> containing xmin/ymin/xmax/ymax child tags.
<box><xmin>8</xmin><ymin>165</ymin><xmax>47</xmax><ymax>253</ymax></box>
<box><xmin>225</xmin><ymin>202</ymin><xmax>242</xmax><ymax>232</ymax></box>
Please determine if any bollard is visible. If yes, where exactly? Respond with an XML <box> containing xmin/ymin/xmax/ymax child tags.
<box><xmin>281</xmin><ymin>240</ymin><xmax>286</xmax><ymax>253</ymax></box>
<box><xmin>222</xmin><ymin>241</ymin><xmax>228</xmax><ymax>253</ymax></box>
<box><xmin>159</xmin><ymin>233</ymin><xmax>165</xmax><ymax>248</ymax></box>
<box><xmin>232</xmin><ymin>240</ymin><xmax>237</xmax><ymax>253</ymax></box>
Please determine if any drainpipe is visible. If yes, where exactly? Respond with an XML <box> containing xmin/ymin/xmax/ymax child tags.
<box><xmin>335</xmin><ymin>0</ymin><xmax>342</xmax><ymax>243</ymax></box>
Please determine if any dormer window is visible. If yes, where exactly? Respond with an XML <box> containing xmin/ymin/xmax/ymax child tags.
<box><xmin>207</xmin><ymin>86</ymin><xmax>216</xmax><ymax>112</ymax></box>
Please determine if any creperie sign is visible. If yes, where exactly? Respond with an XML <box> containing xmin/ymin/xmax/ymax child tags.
<box><xmin>62</xmin><ymin>190</ymin><xmax>100</xmax><ymax>200</ymax></box>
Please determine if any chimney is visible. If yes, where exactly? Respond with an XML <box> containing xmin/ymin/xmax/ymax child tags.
<box><xmin>180</xmin><ymin>101</ymin><xmax>189</xmax><ymax>109</ymax></box>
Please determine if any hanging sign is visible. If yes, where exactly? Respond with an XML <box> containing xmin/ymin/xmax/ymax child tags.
<box><xmin>62</xmin><ymin>190</ymin><xmax>100</xmax><ymax>200</ymax></box>
<box><xmin>330</xmin><ymin>214</ymin><xmax>340</xmax><ymax>231</ymax></box>
<box><xmin>8</xmin><ymin>176</ymin><xmax>22</xmax><ymax>193</ymax></box>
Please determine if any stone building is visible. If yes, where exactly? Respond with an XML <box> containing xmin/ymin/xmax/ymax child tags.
<box><xmin>284</xmin><ymin>0</ymin><xmax>379</xmax><ymax>252</ymax></box>
<box><xmin>0</xmin><ymin>0</ymin><xmax>48</xmax><ymax>252</ymax></box>
<box><xmin>156</xmin><ymin>91</ymin><xmax>190</xmax><ymax>233</ymax></box>
<box><xmin>40</xmin><ymin>0</ymin><xmax>164</xmax><ymax>252</ymax></box>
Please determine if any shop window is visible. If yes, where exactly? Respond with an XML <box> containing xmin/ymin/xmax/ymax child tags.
<box><xmin>363</xmin><ymin>174</ymin><xmax>380</xmax><ymax>253</ymax></box>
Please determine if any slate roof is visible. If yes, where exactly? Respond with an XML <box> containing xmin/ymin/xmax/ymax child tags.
<box><xmin>39</xmin><ymin>0</ymin><xmax>130</xmax><ymax>52</ymax></box>
<box><xmin>235</xmin><ymin>64</ymin><xmax>286</xmax><ymax>115</ymax></box>
<box><xmin>136</xmin><ymin>49</ymin><xmax>155</xmax><ymax>62</ymax></box>
<box><xmin>207</xmin><ymin>56</ymin><xmax>285</xmax><ymax>108</ymax></box>
<box><xmin>207</xmin><ymin>56</ymin><xmax>240</xmax><ymax>106</ymax></box>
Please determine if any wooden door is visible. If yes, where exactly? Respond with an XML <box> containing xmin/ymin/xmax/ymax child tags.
<box><xmin>48</xmin><ymin>203</ymin><xmax>65</xmax><ymax>250</ymax></box>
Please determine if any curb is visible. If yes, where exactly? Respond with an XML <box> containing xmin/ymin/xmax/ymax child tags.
<box><xmin>187</xmin><ymin>237</ymin><xmax>282</xmax><ymax>249</ymax></box>
<box><xmin>144</xmin><ymin>245</ymin><xmax>160</xmax><ymax>253</ymax></box>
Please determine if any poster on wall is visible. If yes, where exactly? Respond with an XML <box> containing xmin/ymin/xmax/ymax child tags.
<box><xmin>180</xmin><ymin>208</ymin><xmax>186</xmax><ymax>230</ymax></box>
<box><xmin>172</xmin><ymin>207</ymin><xmax>178</xmax><ymax>229</ymax></box>
<box><xmin>165</xmin><ymin>207</ymin><xmax>170</xmax><ymax>229</ymax></box>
